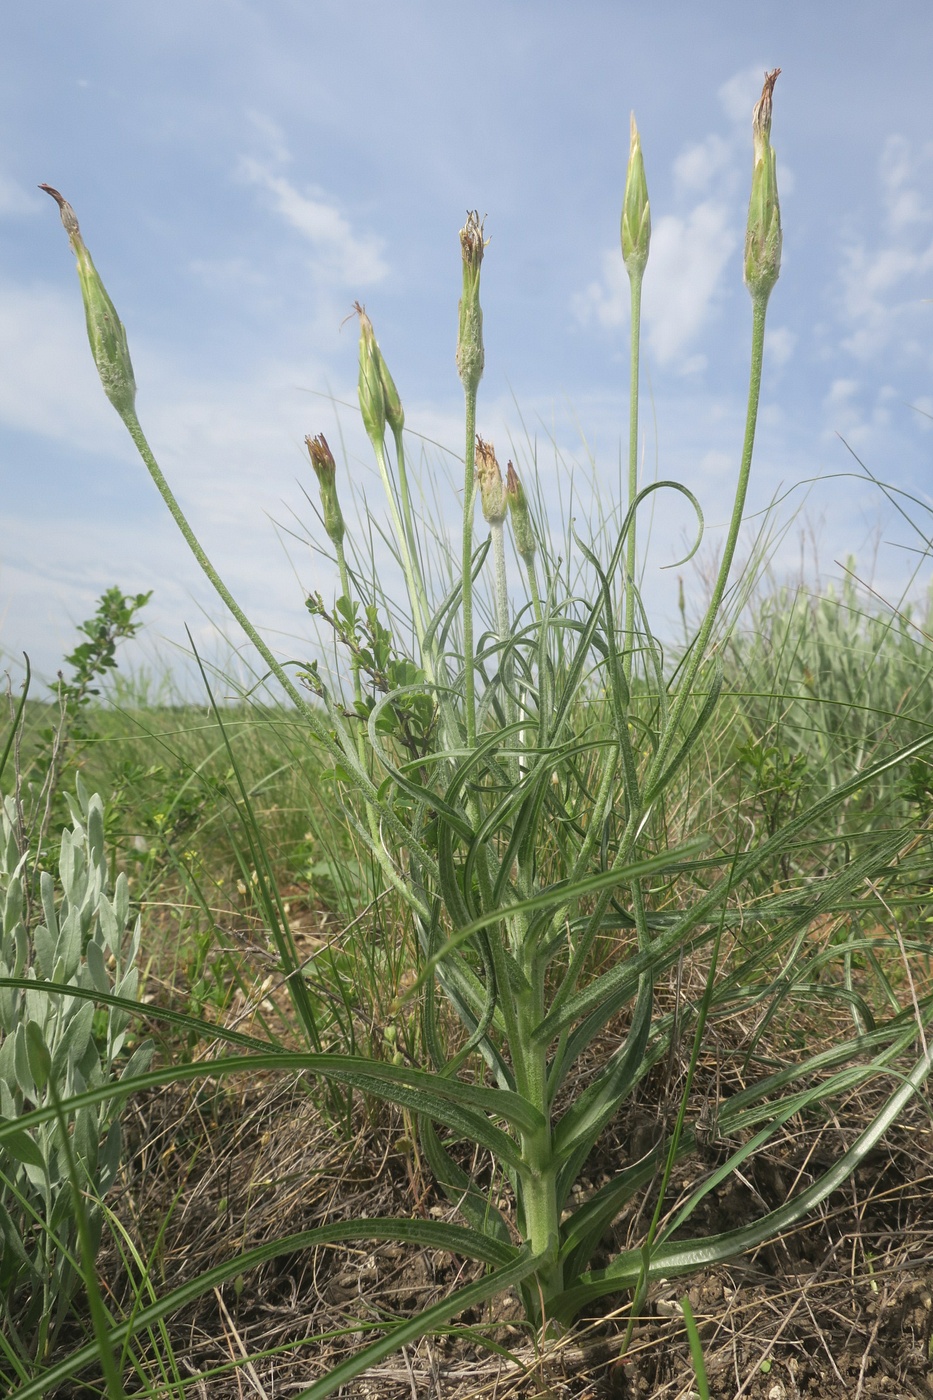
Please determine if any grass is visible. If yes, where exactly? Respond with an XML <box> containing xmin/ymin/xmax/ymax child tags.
<box><xmin>3</xmin><ymin>69</ymin><xmax>933</xmax><ymax>1398</ymax></box>
<box><xmin>4</xmin><ymin>560</ymin><xmax>933</xmax><ymax>1397</ymax></box>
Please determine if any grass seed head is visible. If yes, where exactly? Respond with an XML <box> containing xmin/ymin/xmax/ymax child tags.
<box><xmin>506</xmin><ymin>461</ymin><xmax>536</xmax><ymax>560</ymax></box>
<box><xmin>305</xmin><ymin>433</ymin><xmax>345</xmax><ymax>546</ymax></box>
<box><xmin>476</xmin><ymin>436</ymin><xmax>506</xmax><ymax>524</ymax></box>
<box><xmin>744</xmin><ymin>69</ymin><xmax>783</xmax><ymax>306</ymax></box>
<box><xmin>621</xmin><ymin>113</ymin><xmax>651</xmax><ymax>279</ymax></box>
<box><xmin>41</xmin><ymin>184</ymin><xmax>137</xmax><ymax>421</ymax></box>
<box><xmin>457</xmin><ymin>211</ymin><xmax>486</xmax><ymax>394</ymax></box>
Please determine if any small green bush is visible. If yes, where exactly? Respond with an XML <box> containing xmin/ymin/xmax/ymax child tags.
<box><xmin>0</xmin><ymin>778</ymin><xmax>151</xmax><ymax>1371</ymax></box>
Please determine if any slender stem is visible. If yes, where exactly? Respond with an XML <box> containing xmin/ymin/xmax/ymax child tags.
<box><xmin>334</xmin><ymin>537</ymin><xmax>367</xmax><ymax>772</ymax></box>
<box><xmin>489</xmin><ymin>519</ymin><xmax>518</xmax><ymax>766</ymax></box>
<box><xmin>462</xmin><ymin>402</ymin><xmax>478</xmax><ymax>746</ymax></box>
<box><xmin>523</xmin><ymin>555</ymin><xmax>543</xmax><ymax>626</ymax></box>
<box><xmin>489</xmin><ymin>520</ymin><xmax>510</xmax><ymax>650</ymax></box>
<box><xmin>624</xmin><ymin>270</ymin><xmax>643</xmax><ymax>689</ymax></box>
<box><xmin>373</xmin><ymin>437</ymin><xmax>431</xmax><ymax>673</ymax></box>
<box><xmin>646</xmin><ymin>294</ymin><xmax>770</xmax><ymax>794</ymax></box>
<box><xmin>392</xmin><ymin>424</ymin><xmax>421</xmax><ymax>612</ymax></box>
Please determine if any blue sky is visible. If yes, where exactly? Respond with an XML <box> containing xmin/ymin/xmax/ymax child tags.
<box><xmin>3</xmin><ymin>2</ymin><xmax>933</xmax><ymax>689</ymax></box>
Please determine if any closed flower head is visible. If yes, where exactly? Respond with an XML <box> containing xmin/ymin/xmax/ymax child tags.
<box><xmin>506</xmin><ymin>462</ymin><xmax>536</xmax><ymax>561</ymax></box>
<box><xmin>306</xmin><ymin>433</ymin><xmax>345</xmax><ymax>546</ymax></box>
<box><xmin>41</xmin><ymin>185</ymin><xmax>137</xmax><ymax>421</ymax></box>
<box><xmin>476</xmin><ymin>436</ymin><xmax>505</xmax><ymax>524</ymax></box>
<box><xmin>744</xmin><ymin>69</ymin><xmax>782</xmax><ymax>306</ymax></box>
<box><xmin>354</xmin><ymin>302</ymin><xmax>387</xmax><ymax>448</ymax></box>
<box><xmin>457</xmin><ymin>211</ymin><xmax>486</xmax><ymax>394</ymax></box>
<box><xmin>621</xmin><ymin>113</ymin><xmax>651</xmax><ymax>279</ymax></box>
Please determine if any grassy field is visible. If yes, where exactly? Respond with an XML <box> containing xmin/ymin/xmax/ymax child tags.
<box><xmin>4</xmin><ymin>565</ymin><xmax>933</xmax><ymax>1399</ymax></box>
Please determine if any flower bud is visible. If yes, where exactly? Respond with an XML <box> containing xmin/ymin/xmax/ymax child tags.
<box><xmin>506</xmin><ymin>462</ymin><xmax>536</xmax><ymax>561</ymax></box>
<box><xmin>354</xmin><ymin>302</ymin><xmax>386</xmax><ymax>448</ymax></box>
<box><xmin>476</xmin><ymin>436</ymin><xmax>505</xmax><ymax>524</ymax></box>
<box><xmin>456</xmin><ymin>211</ymin><xmax>486</xmax><ymax>394</ymax></box>
<box><xmin>355</xmin><ymin>301</ymin><xmax>404</xmax><ymax>437</ymax></box>
<box><xmin>41</xmin><ymin>185</ymin><xmax>137</xmax><ymax>421</ymax></box>
<box><xmin>744</xmin><ymin>69</ymin><xmax>782</xmax><ymax>306</ymax></box>
<box><xmin>305</xmin><ymin>433</ymin><xmax>345</xmax><ymax>546</ymax></box>
<box><xmin>621</xmin><ymin>113</ymin><xmax>651</xmax><ymax>279</ymax></box>
<box><xmin>377</xmin><ymin>348</ymin><xmax>404</xmax><ymax>437</ymax></box>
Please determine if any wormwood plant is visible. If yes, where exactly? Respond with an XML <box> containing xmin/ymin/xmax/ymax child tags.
<box><xmin>15</xmin><ymin>71</ymin><xmax>933</xmax><ymax>1396</ymax></box>
<box><xmin>0</xmin><ymin>778</ymin><xmax>151</xmax><ymax>1377</ymax></box>
<box><xmin>6</xmin><ymin>585</ymin><xmax>150</xmax><ymax>883</ymax></box>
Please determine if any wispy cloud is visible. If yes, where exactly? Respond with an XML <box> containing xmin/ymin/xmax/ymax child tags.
<box><xmin>837</xmin><ymin>135</ymin><xmax>933</xmax><ymax>363</ymax></box>
<box><xmin>571</xmin><ymin>72</ymin><xmax>756</xmax><ymax>369</ymax></box>
<box><xmin>0</xmin><ymin>279</ymin><xmax>127</xmax><ymax>451</ymax></box>
<box><xmin>643</xmin><ymin>202</ymin><xmax>738</xmax><ymax>365</ymax></box>
<box><xmin>0</xmin><ymin>172</ymin><xmax>39</xmax><ymax>220</ymax></box>
<box><xmin>673</xmin><ymin>135</ymin><xmax>734</xmax><ymax>194</ymax></box>
<box><xmin>718</xmin><ymin>65</ymin><xmax>771</xmax><ymax>125</ymax></box>
<box><xmin>236</xmin><ymin>114</ymin><xmax>388</xmax><ymax>286</ymax></box>
<box><xmin>571</xmin><ymin>197</ymin><xmax>738</xmax><ymax>368</ymax></box>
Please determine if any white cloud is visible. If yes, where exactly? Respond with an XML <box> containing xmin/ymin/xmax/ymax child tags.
<box><xmin>0</xmin><ymin>278</ymin><xmax>130</xmax><ymax>452</ymax></box>
<box><xmin>643</xmin><ymin>202</ymin><xmax>738</xmax><ymax>364</ymax></box>
<box><xmin>718</xmin><ymin>66</ymin><xmax>771</xmax><ymax>125</ymax></box>
<box><xmin>571</xmin><ymin>201</ymin><xmax>737</xmax><ymax>365</ymax></box>
<box><xmin>0</xmin><ymin>173</ymin><xmax>38</xmax><ymax>220</ymax></box>
<box><xmin>574</xmin><ymin>93</ymin><xmax>746</xmax><ymax>367</ymax></box>
<box><xmin>765</xmin><ymin>325</ymin><xmax>796</xmax><ymax>370</ymax></box>
<box><xmin>881</xmin><ymin>135</ymin><xmax>933</xmax><ymax>233</ymax></box>
<box><xmin>570</xmin><ymin>248</ymin><xmax>626</xmax><ymax>330</ymax></box>
<box><xmin>235</xmin><ymin>114</ymin><xmax>388</xmax><ymax>287</ymax></box>
<box><xmin>673</xmin><ymin>135</ymin><xmax>733</xmax><ymax>194</ymax></box>
<box><xmin>837</xmin><ymin>135</ymin><xmax>933</xmax><ymax>362</ymax></box>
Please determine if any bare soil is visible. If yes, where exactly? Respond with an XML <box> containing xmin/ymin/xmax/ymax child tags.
<box><xmin>69</xmin><ymin>1040</ymin><xmax>933</xmax><ymax>1400</ymax></box>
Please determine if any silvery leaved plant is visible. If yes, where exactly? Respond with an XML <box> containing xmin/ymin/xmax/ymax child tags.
<box><xmin>19</xmin><ymin>70</ymin><xmax>933</xmax><ymax>1398</ymax></box>
<box><xmin>0</xmin><ymin>778</ymin><xmax>152</xmax><ymax>1370</ymax></box>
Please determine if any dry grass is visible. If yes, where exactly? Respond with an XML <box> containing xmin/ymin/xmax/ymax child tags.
<box><xmin>71</xmin><ymin>944</ymin><xmax>933</xmax><ymax>1400</ymax></box>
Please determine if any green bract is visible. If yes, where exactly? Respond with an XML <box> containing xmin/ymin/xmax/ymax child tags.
<box><xmin>744</xmin><ymin>68</ymin><xmax>783</xmax><ymax>305</ymax></box>
<box><xmin>305</xmin><ymin>433</ymin><xmax>345</xmax><ymax>547</ymax></box>
<box><xmin>40</xmin><ymin>185</ymin><xmax>137</xmax><ymax>421</ymax></box>
<box><xmin>621</xmin><ymin>112</ymin><xmax>651</xmax><ymax>277</ymax></box>
<box><xmin>456</xmin><ymin>209</ymin><xmax>485</xmax><ymax>395</ymax></box>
